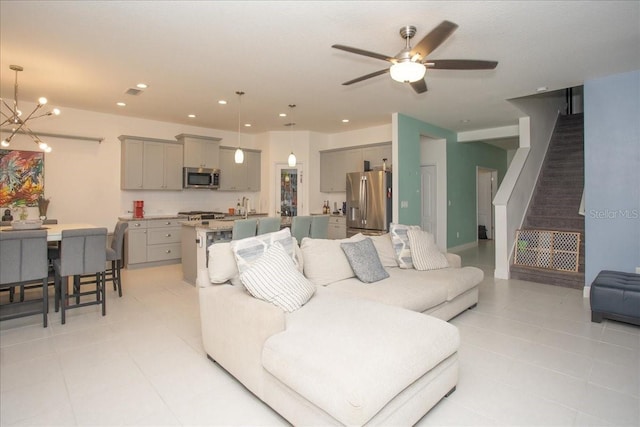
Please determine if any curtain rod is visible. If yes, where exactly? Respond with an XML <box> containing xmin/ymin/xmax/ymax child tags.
<box><xmin>1</xmin><ymin>129</ymin><xmax>104</xmax><ymax>143</ymax></box>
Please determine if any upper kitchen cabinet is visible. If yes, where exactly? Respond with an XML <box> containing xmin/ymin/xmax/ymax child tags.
<box><xmin>119</xmin><ymin>135</ymin><xmax>184</xmax><ymax>190</ymax></box>
<box><xmin>218</xmin><ymin>146</ymin><xmax>261</xmax><ymax>191</ymax></box>
<box><xmin>177</xmin><ymin>134</ymin><xmax>221</xmax><ymax>169</ymax></box>
<box><xmin>320</xmin><ymin>143</ymin><xmax>390</xmax><ymax>192</ymax></box>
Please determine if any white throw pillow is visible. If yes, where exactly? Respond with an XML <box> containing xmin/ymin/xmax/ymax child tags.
<box><xmin>231</xmin><ymin>228</ymin><xmax>297</xmax><ymax>274</ymax></box>
<box><xmin>368</xmin><ymin>233</ymin><xmax>398</xmax><ymax>268</ymax></box>
<box><xmin>240</xmin><ymin>242</ymin><xmax>316</xmax><ymax>312</ymax></box>
<box><xmin>407</xmin><ymin>228</ymin><xmax>449</xmax><ymax>271</ymax></box>
<box><xmin>301</xmin><ymin>234</ymin><xmax>364</xmax><ymax>286</ymax></box>
<box><xmin>389</xmin><ymin>223</ymin><xmax>421</xmax><ymax>269</ymax></box>
<box><xmin>207</xmin><ymin>242</ymin><xmax>241</xmax><ymax>286</ymax></box>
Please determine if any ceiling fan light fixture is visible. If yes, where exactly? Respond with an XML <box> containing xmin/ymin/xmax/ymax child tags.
<box><xmin>390</xmin><ymin>61</ymin><xmax>426</xmax><ymax>83</ymax></box>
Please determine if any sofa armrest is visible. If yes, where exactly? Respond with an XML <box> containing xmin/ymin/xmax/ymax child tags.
<box><xmin>199</xmin><ymin>284</ymin><xmax>285</xmax><ymax>396</ymax></box>
<box><xmin>445</xmin><ymin>253</ymin><xmax>462</xmax><ymax>268</ymax></box>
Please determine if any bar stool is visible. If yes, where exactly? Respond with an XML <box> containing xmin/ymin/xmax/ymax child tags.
<box><xmin>53</xmin><ymin>227</ymin><xmax>107</xmax><ymax>324</ymax></box>
<box><xmin>232</xmin><ymin>218</ymin><xmax>258</xmax><ymax>240</ymax></box>
<box><xmin>0</xmin><ymin>230</ymin><xmax>49</xmax><ymax>327</ymax></box>
<box><xmin>257</xmin><ymin>217</ymin><xmax>281</xmax><ymax>235</ymax></box>
<box><xmin>310</xmin><ymin>215</ymin><xmax>330</xmax><ymax>239</ymax></box>
<box><xmin>291</xmin><ymin>216</ymin><xmax>313</xmax><ymax>243</ymax></box>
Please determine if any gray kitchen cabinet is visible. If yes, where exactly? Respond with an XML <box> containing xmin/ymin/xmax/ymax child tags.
<box><xmin>328</xmin><ymin>215</ymin><xmax>347</xmax><ymax>239</ymax></box>
<box><xmin>119</xmin><ymin>135</ymin><xmax>183</xmax><ymax>190</ymax></box>
<box><xmin>121</xmin><ymin>138</ymin><xmax>144</xmax><ymax>189</ymax></box>
<box><xmin>177</xmin><ymin>133</ymin><xmax>221</xmax><ymax>169</ymax></box>
<box><xmin>218</xmin><ymin>146</ymin><xmax>261</xmax><ymax>191</ymax></box>
<box><xmin>124</xmin><ymin>218</ymin><xmax>182</xmax><ymax>269</ymax></box>
<box><xmin>320</xmin><ymin>143</ymin><xmax>390</xmax><ymax>193</ymax></box>
<box><xmin>124</xmin><ymin>221</ymin><xmax>148</xmax><ymax>265</ymax></box>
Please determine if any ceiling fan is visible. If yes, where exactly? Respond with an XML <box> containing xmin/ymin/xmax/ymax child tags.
<box><xmin>332</xmin><ymin>20</ymin><xmax>498</xmax><ymax>94</ymax></box>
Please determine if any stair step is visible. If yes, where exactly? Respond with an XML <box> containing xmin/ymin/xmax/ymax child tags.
<box><xmin>510</xmin><ymin>265</ymin><xmax>585</xmax><ymax>289</ymax></box>
<box><xmin>530</xmin><ymin>205</ymin><xmax>583</xmax><ymax>216</ymax></box>
<box><xmin>524</xmin><ymin>217</ymin><xmax>584</xmax><ymax>230</ymax></box>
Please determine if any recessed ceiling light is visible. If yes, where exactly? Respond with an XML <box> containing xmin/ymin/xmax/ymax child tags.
<box><xmin>116</xmin><ymin>102</ymin><xmax>126</xmax><ymax>107</ymax></box>
<box><xmin>188</xmin><ymin>114</ymin><xmax>196</xmax><ymax>118</ymax></box>
<box><xmin>136</xmin><ymin>83</ymin><xmax>148</xmax><ymax>89</ymax></box>
<box><xmin>536</xmin><ymin>86</ymin><xmax>548</xmax><ymax>92</ymax></box>
<box><xmin>342</xmin><ymin>119</ymin><xmax>349</xmax><ymax>123</ymax></box>
<box><xmin>279</xmin><ymin>113</ymin><xmax>287</xmax><ymax>117</ymax></box>
<box><xmin>218</xmin><ymin>100</ymin><xmax>227</xmax><ymax>105</ymax></box>
<box><xmin>460</xmin><ymin>119</ymin><xmax>471</xmax><ymax>123</ymax></box>
<box><xmin>244</xmin><ymin>123</ymin><xmax>251</xmax><ymax>127</ymax></box>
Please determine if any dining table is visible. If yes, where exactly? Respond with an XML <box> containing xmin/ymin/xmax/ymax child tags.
<box><xmin>0</xmin><ymin>223</ymin><xmax>98</xmax><ymax>241</ymax></box>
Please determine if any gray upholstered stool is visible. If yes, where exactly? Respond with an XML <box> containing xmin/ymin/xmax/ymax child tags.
<box><xmin>590</xmin><ymin>270</ymin><xmax>640</xmax><ymax>326</ymax></box>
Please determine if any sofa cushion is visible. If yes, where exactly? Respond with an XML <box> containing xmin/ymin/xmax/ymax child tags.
<box><xmin>301</xmin><ymin>234</ymin><xmax>364</xmax><ymax>286</ymax></box>
<box><xmin>340</xmin><ymin>237</ymin><xmax>389</xmax><ymax>283</ymax></box>
<box><xmin>407</xmin><ymin>229</ymin><xmax>449</xmax><ymax>271</ymax></box>
<box><xmin>368</xmin><ymin>233</ymin><xmax>398</xmax><ymax>267</ymax></box>
<box><xmin>389</xmin><ymin>223</ymin><xmax>421</xmax><ymax>269</ymax></box>
<box><xmin>328</xmin><ymin>267</ymin><xmax>449</xmax><ymax>312</ymax></box>
<box><xmin>231</xmin><ymin>228</ymin><xmax>297</xmax><ymax>274</ymax></box>
<box><xmin>262</xmin><ymin>287</ymin><xmax>460</xmax><ymax>426</ymax></box>
<box><xmin>240</xmin><ymin>242</ymin><xmax>315</xmax><ymax>312</ymax></box>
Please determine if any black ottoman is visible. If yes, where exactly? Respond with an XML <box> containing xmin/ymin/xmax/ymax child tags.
<box><xmin>590</xmin><ymin>270</ymin><xmax>640</xmax><ymax>326</ymax></box>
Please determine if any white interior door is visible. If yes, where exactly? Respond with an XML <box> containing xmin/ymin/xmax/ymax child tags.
<box><xmin>275</xmin><ymin>163</ymin><xmax>303</xmax><ymax>217</ymax></box>
<box><xmin>421</xmin><ymin>165</ymin><xmax>437</xmax><ymax>236</ymax></box>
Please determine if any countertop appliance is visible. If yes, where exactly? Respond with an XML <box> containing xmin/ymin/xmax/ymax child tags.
<box><xmin>177</xmin><ymin>211</ymin><xmax>225</xmax><ymax>221</ymax></box>
<box><xmin>183</xmin><ymin>167</ymin><xmax>220</xmax><ymax>189</ymax></box>
<box><xmin>346</xmin><ymin>170</ymin><xmax>392</xmax><ymax>236</ymax></box>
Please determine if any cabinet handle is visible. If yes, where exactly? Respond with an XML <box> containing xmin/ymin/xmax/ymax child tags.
<box><xmin>134</xmin><ymin>223</ymin><xmax>141</xmax><ymax>227</ymax></box>
<box><xmin>166</xmin><ymin>233</ymin><xmax>172</xmax><ymax>237</ymax></box>
<box><xmin>166</xmin><ymin>249</ymin><xmax>171</xmax><ymax>253</ymax></box>
<box><xmin>165</xmin><ymin>222</ymin><xmax>171</xmax><ymax>225</ymax></box>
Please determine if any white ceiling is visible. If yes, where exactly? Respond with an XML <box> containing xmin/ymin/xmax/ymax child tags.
<box><xmin>1</xmin><ymin>1</ymin><xmax>639</xmax><ymax>138</ymax></box>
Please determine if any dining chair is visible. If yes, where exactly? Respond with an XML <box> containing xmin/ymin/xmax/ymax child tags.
<box><xmin>53</xmin><ymin>227</ymin><xmax>107</xmax><ymax>324</ymax></box>
<box><xmin>310</xmin><ymin>215</ymin><xmax>330</xmax><ymax>239</ymax></box>
<box><xmin>256</xmin><ymin>217</ymin><xmax>281</xmax><ymax>235</ymax></box>
<box><xmin>0</xmin><ymin>230</ymin><xmax>49</xmax><ymax>327</ymax></box>
<box><xmin>232</xmin><ymin>218</ymin><xmax>258</xmax><ymax>240</ymax></box>
<box><xmin>291</xmin><ymin>216</ymin><xmax>313</xmax><ymax>243</ymax></box>
<box><xmin>106</xmin><ymin>221</ymin><xmax>128</xmax><ymax>297</ymax></box>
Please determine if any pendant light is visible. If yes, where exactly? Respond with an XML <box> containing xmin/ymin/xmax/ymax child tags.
<box><xmin>287</xmin><ymin>104</ymin><xmax>297</xmax><ymax>167</ymax></box>
<box><xmin>234</xmin><ymin>91</ymin><xmax>245</xmax><ymax>164</ymax></box>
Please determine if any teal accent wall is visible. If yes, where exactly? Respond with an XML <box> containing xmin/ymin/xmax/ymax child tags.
<box><xmin>397</xmin><ymin>113</ymin><xmax>508</xmax><ymax>249</ymax></box>
<box><xmin>397</xmin><ymin>114</ymin><xmax>455</xmax><ymax>225</ymax></box>
<box><xmin>447</xmin><ymin>141</ymin><xmax>507</xmax><ymax>247</ymax></box>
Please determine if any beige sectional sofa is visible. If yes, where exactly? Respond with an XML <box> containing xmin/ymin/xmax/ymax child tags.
<box><xmin>199</xmin><ymin>231</ymin><xmax>484</xmax><ymax>426</ymax></box>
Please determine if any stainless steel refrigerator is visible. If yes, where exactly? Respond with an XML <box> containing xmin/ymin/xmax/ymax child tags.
<box><xmin>346</xmin><ymin>171</ymin><xmax>392</xmax><ymax>236</ymax></box>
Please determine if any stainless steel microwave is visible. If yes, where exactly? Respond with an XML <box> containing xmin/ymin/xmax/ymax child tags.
<box><xmin>183</xmin><ymin>167</ymin><xmax>220</xmax><ymax>189</ymax></box>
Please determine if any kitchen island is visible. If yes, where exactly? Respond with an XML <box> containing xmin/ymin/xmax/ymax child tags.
<box><xmin>181</xmin><ymin>214</ymin><xmax>278</xmax><ymax>285</ymax></box>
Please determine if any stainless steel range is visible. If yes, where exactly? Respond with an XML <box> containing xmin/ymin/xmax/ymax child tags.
<box><xmin>178</xmin><ymin>211</ymin><xmax>225</xmax><ymax>221</ymax></box>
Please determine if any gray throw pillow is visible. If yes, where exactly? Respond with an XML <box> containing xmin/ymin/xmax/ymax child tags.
<box><xmin>340</xmin><ymin>237</ymin><xmax>390</xmax><ymax>283</ymax></box>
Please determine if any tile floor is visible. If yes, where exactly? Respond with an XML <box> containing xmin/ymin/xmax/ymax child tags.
<box><xmin>1</xmin><ymin>241</ymin><xmax>638</xmax><ymax>426</ymax></box>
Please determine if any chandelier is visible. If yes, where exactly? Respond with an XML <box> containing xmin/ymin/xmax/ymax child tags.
<box><xmin>1</xmin><ymin>65</ymin><xmax>60</xmax><ymax>152</ymax></box>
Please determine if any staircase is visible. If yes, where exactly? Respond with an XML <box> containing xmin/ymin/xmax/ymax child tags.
<box><xmin>511</xmin><ymin>113</ymin><xmax>585</xmax><ymax>289</ymax></box>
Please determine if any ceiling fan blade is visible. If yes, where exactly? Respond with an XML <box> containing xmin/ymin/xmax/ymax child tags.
<box><xmin>426</xmin><ymin>59</ymin><xmax>498</xmax><ymax>70</ymax></box>
<box><xmin>410</xmin><ymin>79</ymin><xmax>428</xmax><ymax>94</ymax></box>
<box><xmin>410</xmin><ymin>20</ymin><xmax>458</xmax><ymax>60</ymax></box>
<box><xmin>342</xmin><ymin>68</ymin><xmax>390</xmax><ymax>85</ymax></box>
<box><xmin>332</xmin><ymin>44</ymin><xmax>395</xmax><ymax>62</ymax></box>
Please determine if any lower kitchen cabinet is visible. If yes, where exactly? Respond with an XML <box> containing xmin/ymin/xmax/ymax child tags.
<box><xmin>328</xmin><ymin>215</ymin><xmax>346</xmax><ymax>239</ymax></box>
<box><xmin>124</xmin><ymin>218</ymin><xmax>182</xmax><ymax>268</ymax></box>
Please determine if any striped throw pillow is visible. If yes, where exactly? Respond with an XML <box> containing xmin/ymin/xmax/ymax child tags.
<box><xmin>407</xmin><ymin>228</ymin><xmax>449</xmax><ymax>271</ymax></box>
<box><xmin>240</xmin><ymin>242</ymin><xmax>316</xmax><ymax>312</ymax></box>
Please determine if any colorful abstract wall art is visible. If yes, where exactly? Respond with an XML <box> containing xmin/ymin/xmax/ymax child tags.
<box><xmin>0</xmin><ymin>149</ymin><xmax>45</xmax><ymax>207</ymax></box>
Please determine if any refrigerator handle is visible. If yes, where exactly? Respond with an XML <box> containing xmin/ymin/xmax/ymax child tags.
<box><xmin>362</xmin><ymin>175</ymin><xmax>368</xmax><ymax>225</ymax></box>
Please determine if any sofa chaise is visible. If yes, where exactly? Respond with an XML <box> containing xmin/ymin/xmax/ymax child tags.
<box><xmin>198</xmin><ymin>228</ymin><xmax>484</xmax><ymax>425</ymax></box>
